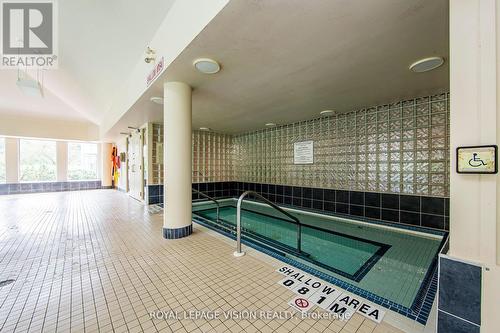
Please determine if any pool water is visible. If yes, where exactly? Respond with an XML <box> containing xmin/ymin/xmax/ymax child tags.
<box><xmin>196</xmin><ymin>206</ymin><xmax>389</xmax><ymax>281</ymax></box>
<box><xmin>193</xmin><ymin>199</ymin><xmax>444</xmax><ymax>310</ymax></box>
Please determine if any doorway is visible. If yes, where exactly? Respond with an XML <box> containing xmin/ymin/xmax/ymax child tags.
<box><xmin>127</xmin><ymin>129</ymin><xmax>144</xmax><ymax>201</ymax></box>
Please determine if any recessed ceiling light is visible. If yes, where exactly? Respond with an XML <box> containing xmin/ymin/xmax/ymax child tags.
<box><xmin>265</xmin><ymin>123</ymin><xmax>277</xmax><ymax>127</ymax></box>
<box><xmin>193</xmin><ymin>58</ymin><xmax>221</xmax><ymax>74</ymax></box>
<box><xmin>409</xmin><ymin>57</ymin><xmax>444</xmax><ymax>73</ymax></box>
<box><xmin>199</xmin><ymin>127</ymin><xmax>211</xmax><ymax>131</ymax></box>
<box><xmin>150</xmin><ymin>96</ymin><xmax>163</xmax><ymax>105</ymax></box>
<box><xmin>320</xmin><ymin>110</ymin><xmax>335</xmax><ymax>116</ymax></box>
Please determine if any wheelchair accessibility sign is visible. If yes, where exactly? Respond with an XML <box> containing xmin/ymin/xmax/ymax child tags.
<box><xmin>457</xmin><ymin>145</ymin><xmax>497</xmax><ymax>174</ymax></box>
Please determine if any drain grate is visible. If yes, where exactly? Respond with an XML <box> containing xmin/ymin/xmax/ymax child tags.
<box><xmin>0</xmin><ymin>279</ymin><xmax>15</xmax><ymax>287</ymax></box>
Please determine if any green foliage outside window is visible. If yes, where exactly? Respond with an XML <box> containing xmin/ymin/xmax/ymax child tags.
<box><xmin>68</xmin><ymin>143</ymin><xmax>98</xmax><ymax>180</ymax></box>
<box><xmin>19</xmin><ymin>139</ymin><xmax>57</xmax><ymax>182</ymax></box>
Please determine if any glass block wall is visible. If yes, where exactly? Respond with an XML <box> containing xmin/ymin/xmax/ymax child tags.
<box><xmin>150</xmin><ymin>126</ymin><xmax>234</xmax><ymax>185</ymax></box>
<box><xmin>192</xmin><ymin>130</ymin><xmax>234</xmax><ymax>183</ymax></box>
<box><xmin>151</xmin><ymin>123</ymin><xmax>164</xmax><ymax>184</ymax></box>
<box><xmin>233</xmin><ymin>93</ymin><xmax>450</xmax><ymax>197</ymax></box>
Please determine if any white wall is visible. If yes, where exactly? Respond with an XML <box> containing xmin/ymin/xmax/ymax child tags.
<box><xmin>0</xmin><ymin>114</ymin><xmax>99</xmax><ymax>141</ymax></box>
<box><xmin>450</xmin><ymin>0</ymin><xmax>499</xmax><ymax>331</ymax></box>
<box><xmin>496</xmin><ymin>0</ymin><xmax>500</xmax><ymax>267</ymax></box>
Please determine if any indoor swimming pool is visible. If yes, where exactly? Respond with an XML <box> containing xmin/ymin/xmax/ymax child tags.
<box><xmin>192</xmin><ymin>198</ymin><xmax>447</xmax><ymax>320</ymax></box>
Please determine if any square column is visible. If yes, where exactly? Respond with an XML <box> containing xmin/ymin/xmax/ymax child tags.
<box><xmin>443</xmin><ymin>0</ymin><xmax>499</xmax><ymax>332</ymax></box>
<box><xmin>56</xmin><ymin>141</ymin><xmax>68</xmax><ymax>182</ymax></box>
<box><xmin>101</xmin><ymin>143</ymin><xmax>113</xmax><ymax>188</ymax></box>
<box><xmin>5</xmin><ymin>138</ymin><xmax>19</xmax><ymax>183</ymax></box>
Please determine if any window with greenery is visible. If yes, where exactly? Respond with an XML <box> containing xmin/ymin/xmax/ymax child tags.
<box><xmin>19</xmin><ymin>139</ymin><xmax>57</xmax><ymax>182</ymax></box>
<box><xmin>68</xmin><ymin>142</ymin><xmax>98</xmax><ymax>180</ymax></box>
<box><xmin>0</xmin><ymin>138</ymin><xmax>6</xmax><ymax>183</ymax></box>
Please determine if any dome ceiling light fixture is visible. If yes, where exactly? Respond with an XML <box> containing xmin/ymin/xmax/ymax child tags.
<box><xmin>193</xmin><ymin>58</ymin><xmax>221</xmax><ymax>74</ymax></box>
<box><xmin>409</xmin><ymin>57</ymin><xmax>444</xmax><ymax>73</ymax></box>
<box><xmin>150</xmin><ymin>96</ymin><xmax>164</xmax><ymax>105</ymax></box>
<box><xmin>320</xmin><ymin>110</ymin><xmax>335</xmax><ymax>116</ymax></box>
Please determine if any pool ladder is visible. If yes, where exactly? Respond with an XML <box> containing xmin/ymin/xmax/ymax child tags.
<box><xmin>192</xmin><ymin>188</ymin><xmax>220</xmax><ymax>222</ymax></box>
<box><xmin>234</xmin><ymin>191</ymin><xmax>302</xmax><ymax>257</ymax></box>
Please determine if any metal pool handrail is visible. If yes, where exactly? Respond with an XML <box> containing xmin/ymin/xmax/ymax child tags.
<box><xmin>234</xmin><ymin>190</ymin><xmax>302</xmax><ymax>257</ymax></box>
<box><xmin>192</xmin><ymin>188</ymin><xmax>219</xmax><ymax>222</ymax></box>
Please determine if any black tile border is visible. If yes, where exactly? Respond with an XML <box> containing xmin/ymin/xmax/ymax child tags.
<box><xmin>148</xmin><ymin>181</ymin><xmax>449</xmax><ymax>231</ymax></box>
<box><xmin>0</xmin><ymin>181</ymin><xmax>103</xmax><ymax>195</ymax></box>
<box><xmin>162</xmin><ymin>224</ymin><xmax>193</xmax><ymax>239</ymax></box>
<box><xmin>233</xmin><ymin>182</ymin><xmax>449</xmax><ymax>231</ymax></box>
<box><xmin>147</xmin><ymin>184</ymin><xmax>164</xmax><ymax>204</ymax></box>
<box><xmin>438</xmin><ymin>256</ymin><xmax>482</xmax><ymax>327</ymax></box>
<box><xmin>437</xmin><ymin>310</ymin><xmax>480</xmax><ymax>333</ymax></box>
<box><xmin>382</xmin><ymin>193</ymin><xmax>399</xmax><ymax>210</ymax></box>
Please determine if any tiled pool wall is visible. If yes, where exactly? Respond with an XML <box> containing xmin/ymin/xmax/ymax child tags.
<box><xmin>148</xmin><ymin>181</ymin><xmax>232</xmax><ymax>205</ymax></box>
<box><xmin>232</xmin><ymin>182</ymin><xmax>449</xmax><ymax>231</ymax></box>
<box><xmin>149</xmin><ymin>181</ymin><xmax>450</xmax><ymax>231</ymax></box>
<box><xmin>0</xmin><ymin>180</ymin><xmax>106</xmax><ymax>195</ymax></box>
<box><xmin>147</xmin><ymin>184</ymin><xmax>164</xmax><ymax>204</ymax></box>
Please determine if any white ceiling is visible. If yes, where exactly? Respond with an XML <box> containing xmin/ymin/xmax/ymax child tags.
<box><xmin>114</xmin><ymin>0</ymin><xmax>449</xmax><ymax>136</ymax></box>
<box><xmin>0</xmin><ymin>0</ymin><xmax>449</xmax><ymax>140</ymax></box>
<box><xmin>0</xmin><ymin>0</ymin><xmax>176</xmax><ymax>125</ymax></box>
<box><xmin>0</xmin><ymin>69</ymin><xmax>86</xmax><ymax>121</ymax></box>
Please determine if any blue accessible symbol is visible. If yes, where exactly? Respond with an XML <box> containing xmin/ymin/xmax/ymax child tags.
<box><xmin>468</xmin><ymin>153</ymin><xmax>487</xmax><ymax>167</ymax></box>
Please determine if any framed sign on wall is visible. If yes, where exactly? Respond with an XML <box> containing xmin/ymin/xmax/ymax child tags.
<box><xmin>294</xmin><ymin>141</ymin><xmax>314</xmax><ymax>164</ymax></box>
<box><xmin>456</xmin><ymin>145</ymin><xmax>498</xmax><ymax>174</ymax></box>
